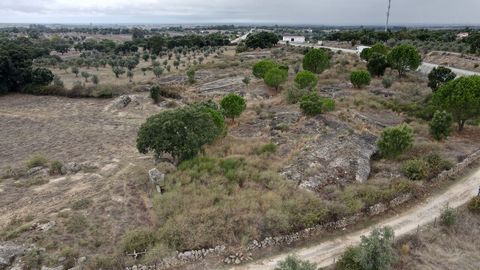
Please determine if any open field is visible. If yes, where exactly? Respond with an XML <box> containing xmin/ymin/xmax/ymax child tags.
<box><xmin>2</xmin><ymin>43</ymin><xmax>480</xmax><ymax>269</ymax></box>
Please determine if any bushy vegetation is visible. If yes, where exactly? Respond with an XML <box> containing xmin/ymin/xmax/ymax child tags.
<box><xmin>274</xmin><ymin>256</ymin><xmax>317</xmax><ymax>270</ymax></box>
<box><xmin>336</xmin><ymin>227</ymin><xmax>396</xmax><ymax>270</ymax></box>
<box><xmin>245</xmin><ymin>31</ymin><xmax>279</xmax><ymax>49</ymax></box>
<box><xmin>299</xmin><ymin>93</ymin><xmax>335</xmax><ymax>116</ymax></box>
<box><xmin>220</xmin><ymin>93</ymin><xmax>246</xmax><ymax>122</ymax></box>
<box><xmin>150</xmin><ymin>86</ymin><xmax>160</xmax><ymax>103</ymax></box>
<box><xmin>440</xmin><ymin>206</ymin><xmax>456</xmax><ymax>227</ymax></box>
<box><xmin>136</xmin><ymin>102</ymin><xmax>225</xmax><ymax>162</ymax></box>
<box><xmin>286</xmin><ymin>86</ymin><xmax>311</xmax><ymax>104</ymax></box>
<box><xmin>432</xmin><ymin>75</ymin><xmax>480</xmax><ymax>131</ymax></box>
<box><xmin>367</xmin><ymin>53</ymin><xmax>388</xmax><ymax>77</ymax></box>
<box><xmin>122</xmin><ymin>229</ymin><xmax>156</xmax><ymax>253</ymax></box>
<box><xmin>26</xmin><ymin>154</ymin><xmax>48</xmax><ymax>169</ymax></box>
<box><xmin>350</xmin><ymin>70</ymin><xmax>371</xmax><ymax>88</ymax></box>
<box><xmin>264</xmin><ymin>67</ymin><xmax>288</xmax><ymax>90</ymax></box>
<box><xmin>253</xmin><ymin>59</ymin><xmax>278</xmax><ymax>78</ymax></box>
<box><xmin>427</xmin><ymin>66</ymin><xmax>456</xmax><ymax>91</ymax></box>
<box><xmin>429</xmin><ymin>110</ymin><xmax>453</xmax><ymax>140</ymax></box>
<box><xmin>294</xmin><ymin>70</ymin><xmax>318</xmax><ymax>90</ymax></box>
<box><xmin>377</xmin><ymin>124</ymin><xmax>414</xmax><ymax>159</ymax></box>
<box><xmin>467</xmin><ymin>196</ymin><xmax>480</xmax><ymax>214</ymax></box>
<box><xmin>153</xmin><ymin>156</ymin><xmax>329</xmax><ymax>251</ymax></box>
<box><xmin>360</xmin><ymin>43</ymin><xmax>389</xmax><ymax>61</ymax></box>
<box><xmin>302</xmin><ymin>48</ymin><xmax>330</xmax><ymax>74</ymax></box>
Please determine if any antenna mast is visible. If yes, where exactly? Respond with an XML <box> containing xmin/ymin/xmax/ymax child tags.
<box><xmin>385</xmin><ymin>0</ymin><xmax>392</xmax><ymax>32</ymax></box>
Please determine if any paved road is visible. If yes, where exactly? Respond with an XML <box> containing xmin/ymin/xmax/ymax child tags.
<box><xmin>230</xmin><ymin>165</ymin><xmax>480</xmax><ymax>269</ymax></box>
<box><xmin>280</xmin><ymin>42</ymin><xmax>480</xmax><ymax>77</ymax></box>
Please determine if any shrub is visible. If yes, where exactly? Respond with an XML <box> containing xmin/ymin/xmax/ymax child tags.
<box><xmin>31</xmin><ymin>67</ymin><xmax>54</xmax><ymax>85</ymax></box>
<box><xmin>377</xmin><ymin>124</ymin><xmax>414</xmax><ymax>159</ymax></box>
<box><xmin>427</xmin><ymin>66</ymin><xmax>456</xmax><ymax>91</ymax></box>
<box><xmin>367</xmin><ymin>53</ymin><xmax>388</xmax><ymax>77</ymax></box>
<box><xmin>467</xmin><ymin>196</ymin><xmax>480</xmax><ymax>214</ymax></box>
<box><xmin>300</xmin><ymin>93</ymin><xmax>335</xmax><ymax>116</ymax></box>
<box><xmin>303</xmin><ymin>48</ymin><xmax>330</xmax><ymax>74</ymax></box>
<box><xmin>65</xmin><ymin>214</ymin><xmax>88</xmax><ymax>233</ymax></box>
<box><xmin>336</xmin><ymin>246</ymin><xmax>362</xmax><ymax>270</ymax></box>
<box><xmin>59</xmin><ymin>248</ymin><xmax>80</xmax><ymax>269</ymax></box>
<box><xmin>382</xmin><ymin>76</ymin><xmax>393</xmax><ymax>88</ymax></box>
<box><xmin>253</xmin><ymin>142</ymin><xmax>278</xmax><ymax>155</ymax></box>
<box><xmin>26</xmin><ymin>154</ymin><xmax>48</xmax><ymax>169</ymax></box>
<box><xmin>253</xmin><ymin>60</ymin><xmax>277</xmax><ymax>78</ymax></box>
<box><xmin>440</xmin><ymin>206</ymin><xmax>456</xmax><ymax>227</ymax></box>
<box><xmin>264</xmin><ymin>67</ymin><xmax>288</xmax><ymax>91</ymax></box>
<box><xmin>274</xmin><ymin>255</ymin><xmax>317</xmax><ymax>270</ymax></box>
<box><xmin>122</xmin><ymin>229</ymin><xmax>156</xmax><ymax>253</ymax></box>
<box><xmin>350</xmin><ymin>70</ymin><xmax>371</xmax><ymax>88</ymax></box>
<box><xmin>49</xmin><ymin>160</ymin><xmax>63</xmax><ymax>175</ymax></box>
<box><xmin>186</xmin><ymin>69</ymin><xmax>195</xmax><ymax>84</ymax></box>
<box><xmin>337</xmin><ymin>227</ymin><xmax>396</xmax><ymax>270</ymax></box>
<box><xmin>294</xmin><ymin>70</ymin><xmax>318</xmax><ymax>90</ymax></box>
<box><xmin>91</xmin><ymin>74</ymin><xmax>99</xmax><ymax>85</ymax></box>
<box><xmin>23</xmin><ymin>248</ymin><xmax>45</xmax><ymax>270</ymax></box>
<box><xmin>150</xmin><ymin>86</ymin><xmax>160</xmax><ymax>103</ymax></box>
<box><xmin>220</xmin><ymin>93</ymin><xmax>246</xmax><ymax>122</ymax></box>
<box><xmin>401</xmin><ymin>159</ymin><xmax>428</xmax><ymax>180</ymax></box>
<box><xmin>87</xmin><ymin>256</ymin><xmax>123</xmax><ymax>270</ymax></box>
<box><xmin>299</xmin><ymin>93</ymin><xmax>323</xmax><ymax>116</ymax></box>
<box><xmin>286</xmin><ymin>86</ymin><xmax>310</xmax><ymax>104</ymax></box>
<box><xmin>429</xmin><ymin>110</ymin><xmax>453</xmax><ymax>141</ymax></box>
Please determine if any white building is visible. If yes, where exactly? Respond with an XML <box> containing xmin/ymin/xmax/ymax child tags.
<box><xmin>282</xmin><ymin>35</ymin><xmax>306</xmax><ymax>43</ymax></box>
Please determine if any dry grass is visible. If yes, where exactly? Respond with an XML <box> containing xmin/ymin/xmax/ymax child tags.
<box><xmin>394</xmin><ymin>208</ymin><xmax>480</xmax><ymax>270</ymax></box>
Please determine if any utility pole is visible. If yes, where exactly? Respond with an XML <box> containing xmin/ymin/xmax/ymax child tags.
<box><xmin>385</xmin><ymin>0</ymin><xmax>392</xmax><ymax>32</ymax></box>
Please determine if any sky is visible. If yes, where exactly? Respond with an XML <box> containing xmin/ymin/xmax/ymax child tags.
<box><xmin>0</xmin><ymin>0</ymin><xmax>479</xmax><ymax>26</ymax></box>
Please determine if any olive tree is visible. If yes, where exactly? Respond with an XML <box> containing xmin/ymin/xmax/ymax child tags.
<box><xmin>302</xmin><ymin>48</ymin><xmax>330</xmax><ymax>74</ymax></box>
<box><xmin>386</xmin><ymin>44</ymin><xmax>421</xmax><ymax>77</ymax></box>
<box><xmin>432</xmin><ymin>75</ymin><xmax>480</xmax><ymax>131</ymax></box>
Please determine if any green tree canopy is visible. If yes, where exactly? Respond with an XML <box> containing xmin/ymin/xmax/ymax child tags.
<box><xmin>245</xmin><ymin>31</ymin><xmax>279</xmax><ymax>49</ymax></box>
<box><xmin>377</xmin><ymin>124</ymin><xmax>414</xmax><ymax>159</ymax></box>
<box><xmin>350</xmin><ymin>70</ymin><xmax>371</xmax><ymax>88</ymax></box>
<box><xmin>220</xmin><ymin>93</ymin><xmax>246</xmax><ymax>122</ymax></box>
<box><xmin>253</xmin><ymin>60</ymin><xmax>278</xmax><ymax>78</ymax></box>
<box><xmin>294</xmin><ymin>70</ymin><xmax>318</xmax><ymax>90</ymax></box>
<box><xmin>386</xmin><ymin>44</ymin><xmax>421</xmax><ymax>76</ymax></box>
<box><xmin>432</xmin><ymin>75</ymin><xmax>480</xmax><ymax>131</ymax></box>
<box><xmin>367</xmin><ymin>53</ymin><xmax>388</xmax><ymax>77</ymax></box>
<box><xmin>264</xmin><ymin>67</ymin><xmax>288</xmax><ymax>90</ymax></box>
<box><xmin>302</xmin><ymin>48</ymin><xmax>330</xmax><ymax>74</ymax></box>
<box><xmin>360</xmin><ymin>43</ymin><xmax>389</xmax><ymax>61</ymax></box>
<box><xmin>31</xmin><ymin>67</ymin><xmax>54</xmax><ymax>85</ymax></box>
<box><xmin>429</xmin><ymin>110</ymin><xmax>453</xmax><ymax>140</ymax></box>
<box><xmin>427</xmin><ymin>66</ymin><xmax>456</xmax><ymax>91</ymax></box>
<box><xmin>136</xmin><ymin>102</ymin><xmax>224</xmax><ymax>162</ymax></box>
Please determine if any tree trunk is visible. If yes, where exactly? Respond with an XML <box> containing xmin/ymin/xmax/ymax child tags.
<box><xmin>458</xmin><ymin>120</ymin><xmax>466</xmax><ymax>132</ymax></box>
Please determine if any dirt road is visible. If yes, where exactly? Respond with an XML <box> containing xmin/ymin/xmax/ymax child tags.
<box><xmin>230</xmin><ymin>166</ymin><xmax>480</xmax><ymax>269</ymax></box>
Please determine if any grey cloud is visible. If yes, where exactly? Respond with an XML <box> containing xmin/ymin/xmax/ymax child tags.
<box><xmin>0</xmin><ymin>0</ymin><xmax>479</xmax><ymax>25</ymax></box>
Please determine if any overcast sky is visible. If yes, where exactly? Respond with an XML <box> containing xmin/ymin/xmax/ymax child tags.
<box><xmin>1</xmin><ymin>0</ymin><xmax>479</xmax><ymax>25</ymax></box>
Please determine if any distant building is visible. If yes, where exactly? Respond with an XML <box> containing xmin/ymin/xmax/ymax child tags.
<box><xmin>457</xmin><ymin>32</ymin><xmax>469</xmax><ymax>40</ymax></box>
<box><xmin>282</xmin><ymin>35</ymin><xmax>306</xmax><ymax>43</ymax></box>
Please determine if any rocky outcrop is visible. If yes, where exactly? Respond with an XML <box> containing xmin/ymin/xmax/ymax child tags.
<box><xmin>0</xmin><ymin>242</ymin><xmax>24</xmax><ymax>269</ymax></box>
<box><xmin>283</xmin><ymin>116</ymin><xmax>377</xmax><ymax>190</ymax></box>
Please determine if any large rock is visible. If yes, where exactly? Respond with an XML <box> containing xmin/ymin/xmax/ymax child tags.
<box><xmin>148</xmin><ymin>168</ymin><xmax>165</xmax><ymax>187</ymax></box>
<box><xmin>0</xmin><ymin>242</ymin><xmax>25</xmax><ymax>269</ymax></box>
<box><xmin>61</xmin><ymin>162</ymin><xmax>81</xmax><ymax>175</ymax></box>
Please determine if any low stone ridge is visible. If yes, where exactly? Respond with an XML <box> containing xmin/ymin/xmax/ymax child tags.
<box><xmin>283</xmin><ymin>115</ymin><xmax>377</xmax><ymax>190</ymax></box>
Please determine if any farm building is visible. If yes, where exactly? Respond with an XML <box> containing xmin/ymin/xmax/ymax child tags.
<box><xmin>282</xmin><ymin>35</ymin><xmax>306</xmax><ymax>43</ymax></box>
